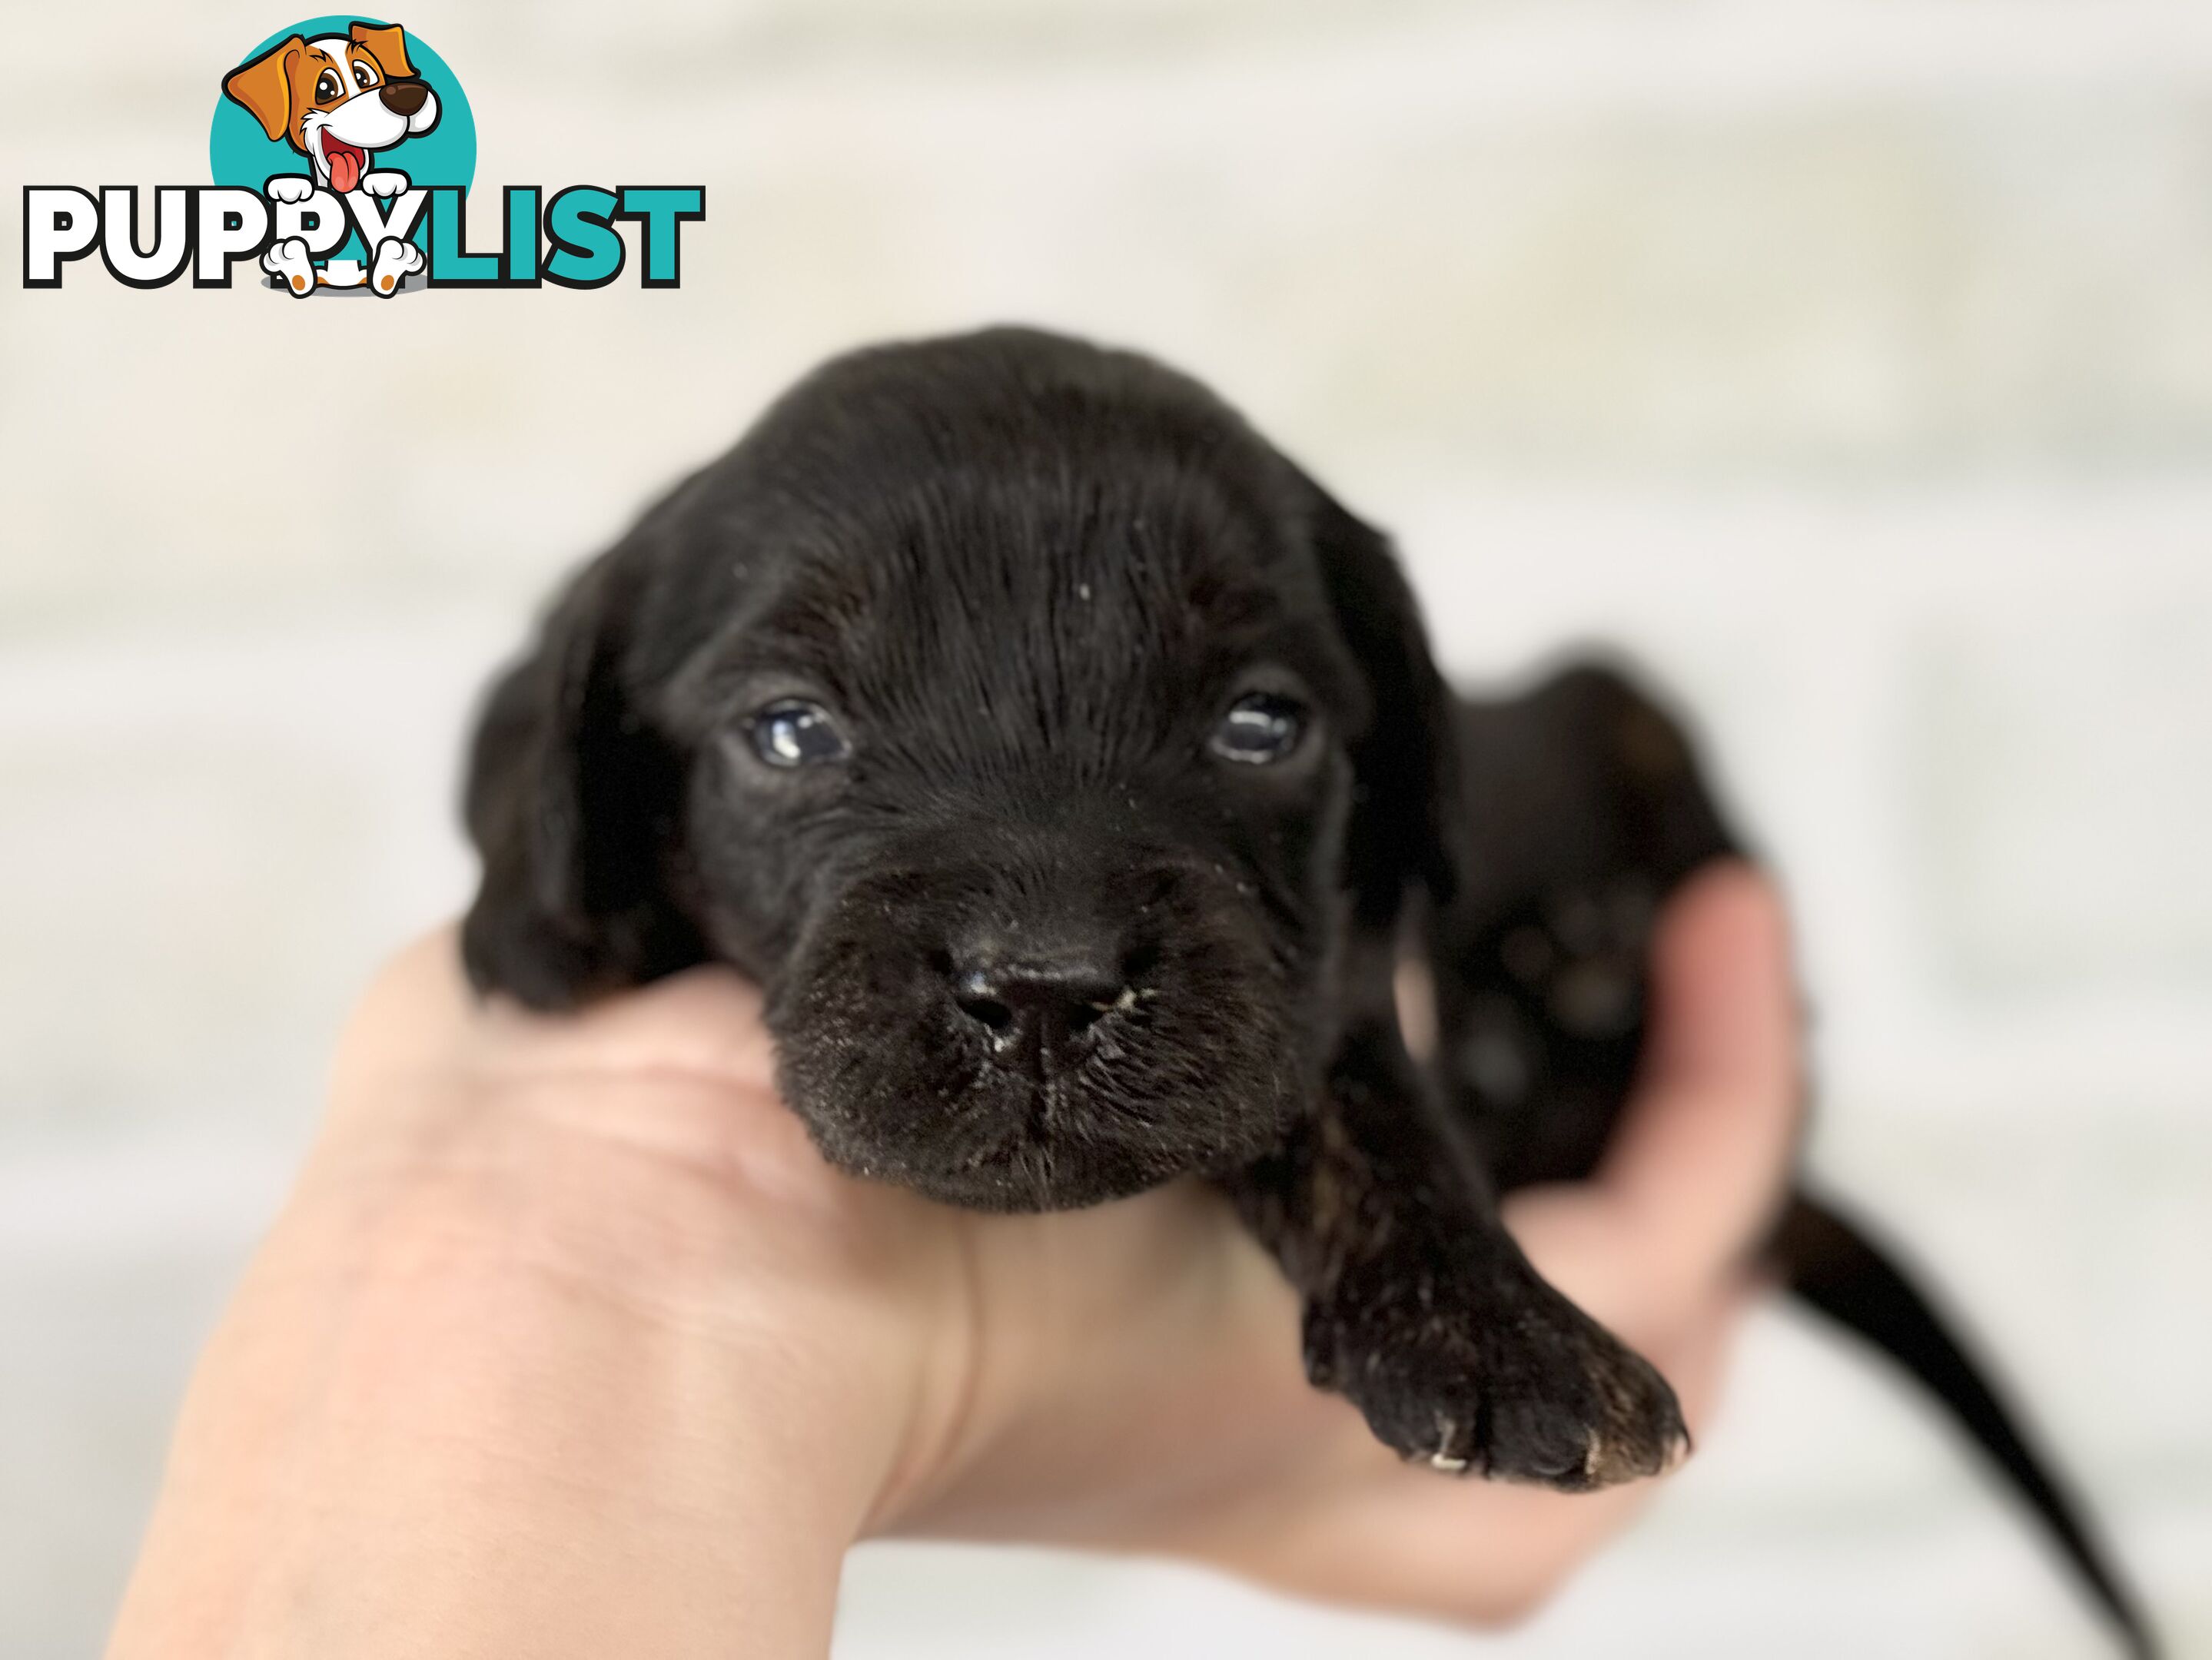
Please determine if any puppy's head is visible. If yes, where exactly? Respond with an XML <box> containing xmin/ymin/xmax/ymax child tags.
<box><xmin>463</xmin><ymin>329</ymin><xmax>1456</xmax><ymax>1209</ymax></box>
<box><xmin>223</xmin><ymin>22</ymin><xmax>439</xmax><ymax>191</ymax></box>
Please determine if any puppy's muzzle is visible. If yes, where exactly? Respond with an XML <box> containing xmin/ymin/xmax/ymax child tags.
<box><xmin>379</xmin><ymin>79</ymin><xmax>430</xmax><ymax>118</ymax></box>
<box><xmin>948</xmin><ymin>941</ymin><xmax>1134</xmax><ymax>1077</ymax></box>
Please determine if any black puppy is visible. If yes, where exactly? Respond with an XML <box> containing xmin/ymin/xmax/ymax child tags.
<box><xmin>463</xmin><ymin>327</ymin><xmax>2152</xmax><ymax>1652</ymax></box>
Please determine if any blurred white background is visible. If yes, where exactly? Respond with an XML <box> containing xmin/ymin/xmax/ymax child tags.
<box><xmin>4</xmin><ymin>1</ymin><xmax>2210</xmax><ymax>1655</ymax></box>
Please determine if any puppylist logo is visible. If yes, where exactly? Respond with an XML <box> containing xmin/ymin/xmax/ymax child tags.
<box><xmin>23</xmin><ymin>17</ymin><xmax>703</xmax><ymax>295</ymax></box>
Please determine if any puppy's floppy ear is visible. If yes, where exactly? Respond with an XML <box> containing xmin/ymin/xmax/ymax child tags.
<box><xmin>460</xmin><ymin>546</ymin><xmax>702</xmax><ymax>1008</ymax></box>
<box><xmin>1305</xmin><ymin>480</ymin><xmax>1463</xmax><ymax>931</ymax></box>
<box><xmin>349</xmin><ymin>21</ymin><xmax>416</xmax><ymax>78</ymax></box>
<box><xmin>223</xmin><ymin>37</ymin><xmax>304</xmax><ymax>144</ymax></box>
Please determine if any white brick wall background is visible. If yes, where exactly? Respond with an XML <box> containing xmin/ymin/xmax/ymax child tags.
<box><xmin>4</xmin><ymin>1</ymin><xmax>2210</xmax><ymax>1654</ymax></box>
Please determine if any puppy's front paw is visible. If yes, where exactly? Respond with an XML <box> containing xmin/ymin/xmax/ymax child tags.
<box><xmin>369</xmin><ymin>236</ymin><xmax>426</xmax><ymax>294</ymax></box>
<box><xmin>1307</xmin><ymin>1254</ymin><xmax>1686</xmax><ymax>1490</ymax></box>
<box><xmin>264</xmin><ymin>173</ymin><xmax>315</xmax><ymax>204</ymax></box>
<box><xmin>361</xmin><ymin>170</ymin><xmax>410</xmax><ymax>199</ymax></box>
<box><xmin>262</xmin><ymin>235</ymin><xmax>315</xmax><ymax>297</ymax></box>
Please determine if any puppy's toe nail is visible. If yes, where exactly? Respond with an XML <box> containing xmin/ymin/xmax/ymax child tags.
<box><xmin>1578</xmin><ymin>1419</ymin><xmax>1680</xmax><ymax>1488</ymax></box>
<box><xmin>1422</xmin><ymin>1413</ymin><xmax>1471</xmax><ymax>1473</ymax></box>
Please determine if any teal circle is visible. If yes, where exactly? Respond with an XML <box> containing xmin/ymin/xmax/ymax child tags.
<box><xmin>210</xmin><ymin>16</ymin><xmax>475</xmax><ymax>263</ymax></box>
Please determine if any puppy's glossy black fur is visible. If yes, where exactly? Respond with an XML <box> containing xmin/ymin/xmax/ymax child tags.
<box><xmin>463</xmin><ymin>328</ymin><xmax>2152</xmax><ymax>1648</ymax></box>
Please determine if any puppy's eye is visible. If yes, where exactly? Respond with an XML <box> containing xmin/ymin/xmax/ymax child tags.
<box><xmin>351</xmin><ymin>60</ymin><xmax>379</xmax><ymax>90</ymax></box>
<box><xmin>748</xmin><ymin>699</ymin><xmax>849</xmax><ymax>768</ymax></box>
<box><xmin>1211</xmin><ymin>692</ymin><xmax>1306</xmax><ymax>765</ymax></box>
<box><xmin>316</xmin><ymin>69</ymin><xmax>344</xmax><ymax>101</ymax></box>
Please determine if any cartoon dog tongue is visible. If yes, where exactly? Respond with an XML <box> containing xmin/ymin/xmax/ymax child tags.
<box><xmin>326</xmin><ymin>139</ymin><xmax>364</xmax><ymax>194</ymax></box>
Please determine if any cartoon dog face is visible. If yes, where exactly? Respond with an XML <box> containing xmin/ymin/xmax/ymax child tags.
<box><xmin>223</xmin><ymin>22</ymin><xmax>440</xmax><ymax>194</ymax></box>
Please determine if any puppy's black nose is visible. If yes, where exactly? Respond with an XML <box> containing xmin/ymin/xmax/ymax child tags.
<box><xmin>952</xmin><ymin>952</ymin><xmax>1129</xmax><ymax>1069</ymax></box>
<box><xmin>380</xmin><ymin>79</ymin><xmax>429</xmax><ymax>116</ymax></box>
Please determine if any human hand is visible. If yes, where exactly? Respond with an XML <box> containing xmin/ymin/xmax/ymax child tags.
<box><xmin>107</xmin><ymin>863</ymin><xmax>1797</xmax><ymax>1658</ymax></box>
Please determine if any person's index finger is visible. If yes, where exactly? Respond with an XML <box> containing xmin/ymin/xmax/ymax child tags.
<box><xmin>1594</xmin><ymin>861</ymin><xmax>1803</xmax><ymax>1284</ymax></box>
